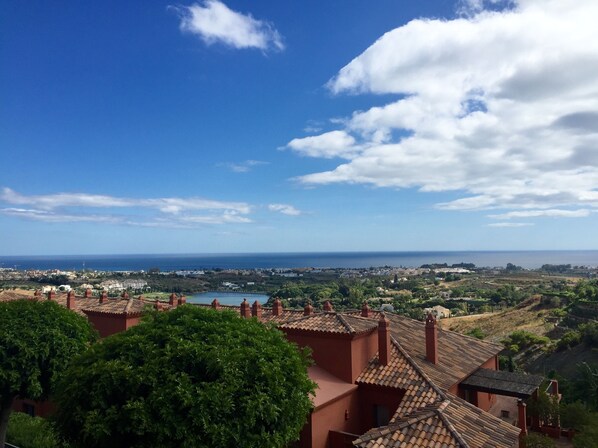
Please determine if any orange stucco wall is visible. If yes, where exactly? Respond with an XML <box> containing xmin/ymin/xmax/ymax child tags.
<box><xmin>350</xmin><ymin>332</ymin><xmax>379</xmax><ymax>383</ymax></box>
<box><xmin>476</xmin><ymin>356</ymin><xmax>498</xmax><ymax>411</ymax></box>
<box><xmin>310</xmin><ymin>390</ymin><xmax>361</xmax><ymax>448</ymax></box>
<box><xmin>283</xmin><ymin>331</ymin><xmax>354</xmax><ymax>383</ymax></box>
<box><xmin>283</xmin><ymin>329</ymin><xmax>378</xmax><ymax>384</ymax></box>
<box><xmin>456</xmin><ymin>355</ymin><xmax>498</xmax><ymax>411</ymax></box>
<box><xmin>84</xmin><ymin>313</ymin><xmax>142</xmax><ymax>337</ymax></box>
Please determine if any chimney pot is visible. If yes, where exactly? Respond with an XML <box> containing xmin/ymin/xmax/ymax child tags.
<box><xmin>47</xmin><ymin>290</ymin><xmax>56</xmax><ymax>300</ymax></box>
<box><xmin>100</xmin><ymin>291</ymin><xmax>108</xmax><ymax>304</ymax></box>
<box><xmin>178</xmin><ymin>295</ymin><xmax>186</xmax><ymax>306</ymax></box>
<box><xmin>323</xmin><ymin>301</ymin><xmax>333</xmax><ymax>312</ymax></box>
<box><xmin>361</xmin><ymin>301</ymin><xmax>371</xmax><ymax>317</ymax></box>
<box><xmin>550</xmin><ymin>379</ymin><xmax>559</xmax><ymax>396</ymax></box>
<box><xmin>122</xmin><ymin>291</ymin><xmax>129</xmax><ymax>300</ymax></box>
<box><xmin>240</xmin><ymin>298</ymin><xmax>251</xmax><ymax>318</ymax></box>
<box><xmin>272</xmin><ymin>298</ymin><xmax>283</xmax><ymax>316</ymax></box>
<box><xmin>378</xmin><ymin>314</ymin><xmax>391</xmax><ymax>365</ymax></box>
<box><xmin>425</xmin><ymin>313</ymin><xmax>438</xmax><ymax>364</ymax></box>
<box><xmin>252</xmin><ymin>300</ymin><xmax>262</xmax><ymax>319</ymax></box>
<box><xmin>34</xmin><ymin>290</ymin><xmax>41</xmax><ymax>299</ymax></box>
<box><xmin>169</xmin><ymin>293</ymin><xmax>177</xmax><ymax>307</ymax></box>
<box><xmin>304</xmin><ymin>301</ymin><xmax>314</xmax><ymax>316</ymax></box>
<box><xmin>84</xmin><ymin>288</ymin><xmax>92</xmax><ymax>298</ymax></box>
<box><xmin>154</xmin><ymin>301</ymin><xmax>163</xmax><ymax>311</ymax></box>
<box><xmin>211</xmin><ymin>298</ymin><xmax>220</xmax><ymax>310</ymax></box>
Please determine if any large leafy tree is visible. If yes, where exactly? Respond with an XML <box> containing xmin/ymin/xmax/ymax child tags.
<box><xmin>0</xmin><ymin>299</ymin><xmax>97</xmax><ymax>447</ymax></box>
<box><xmin>54</xmin><ymin>306</ymin><xmax>315</xmax><ymax>448</ymax></box>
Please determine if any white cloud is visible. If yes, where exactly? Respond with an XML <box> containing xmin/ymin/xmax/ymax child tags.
<box><xmin>1</xmin><ymin>187</ymin><xmax>250</xmax><ymax>215</ymax></box>
<box><xmin>268</xmin><ymin>203</ymin><xmax>302</xmax><ymax>216</ymax></box>
<box><xmin>291</xmin><ymin>0</ymin><xmax>598</xmax><ymax>220</ymax></box>
<box><xmin>175</xmin><ymin>1</ymin><xmax>283</xmax><ymax>51</ymax></box>
<box><xmin>488</xmin><ymin>222</ymin><xmax>534</xmax><ymax>227</ymax></box>
<box><xmin>0</xmin><ymin>208</ymin><xmax>122</xmax><ymax>224</ymax></box>
<box><xmin>488</xmin><ymin>209</ymin><xmax>591</xmax><ymax>219</ymax></box>
<box><xmin>0</xmin><ymin>188</ymin><xmax>253</xmax><ymax>227</ymax></box>
<box><xmin>286</xmin><ymin>130</ymin><xmax>359</xmax><ymax>159</ymax></box>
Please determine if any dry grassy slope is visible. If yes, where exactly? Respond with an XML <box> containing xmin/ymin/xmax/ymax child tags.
<box><xmin>439</xmin><ymin>297</ymin><xmax>555</xmax><ymax>344</ymax></box>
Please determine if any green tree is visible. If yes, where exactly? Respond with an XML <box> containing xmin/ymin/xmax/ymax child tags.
<box><xmin>560</xmin><ymin>402</ymin><xmax>594</xmax><ymax>431</ymax></box>
<box><xmin>0</xmin><ymin>300</ymin><xmax>97</xmax><ymax>446</ymax></box>
<box><xmin>54</xmin><ymin>306</ymin><xmax>315</xmax><ymax>448</ymax></box>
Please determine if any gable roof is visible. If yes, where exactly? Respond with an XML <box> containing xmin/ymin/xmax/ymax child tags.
<box><xmin>354</xmin><ymin>402</ymin><xmax>462</xmax><ymax>448</ymax></box>
<box><xmin>385</xmin><ymin>314</ymin><xmax>502</xmax><ymax>390</ymax></box>
<box><xmin>81</xmin><ymin>297</ymin><xmax>154</xmax><ymax>316</ymax></box>
<box><xmin>349</xmin><ymin>314</ymin><xmax>519</xmax><ymax>448</ymax></box>
<box><xmin>357</xmin><ymin>339</ymin><xmax>441</xmax><ymax>416</ymax></box>
<box><xmin>279</xmin><ymin>312</ymin><xmax>378</xmax><ymax>335</ymax></box>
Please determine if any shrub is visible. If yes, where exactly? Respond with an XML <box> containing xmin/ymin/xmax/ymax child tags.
<box><xmin>580</xmin><ymin>322</ymin><xmax>598</xmax><ymax>347</ymax></box>
<box><xmin>7</xmin><ymin>412</ymin><xmax>67</xmax><ymax>448</ymax></box>
<box><xmin>466</xmin><ymin>327</ymin><xmax>485</xmax><ymax>340</ymax></box>
<box><xmin>523</xmin><ymin>432</ymin><xmax>556</xmax><ymax>448</ymax></box>
<box><xmin>557</xmin><ymin>330</ymin><xmax>582</xmax><ymax>351</ymax></box>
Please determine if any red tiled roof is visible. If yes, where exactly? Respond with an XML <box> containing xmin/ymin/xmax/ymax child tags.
<box><xmin>354</xmin><ymin>402</ymin><xmax>462</xmax><ymax>448</ymax></box>
<box><xmin>385</xmin><ymin>314</ymin><xmax>502</xmax><ymax>390</ymax></box>
<box><xmin>81</xmin><ymin>297</ymin><xmax>156</xmax><ymax>316</ymax></box>
<box><xmin>357</xmin><ymin>339</ymin><xmax>442</xmax><ymax>416</ymax></box>
<box><xmin>0</xmin><ymin>291</ymin><xmax>159</xmax><ymax>317</ymax></box>
<box><xmin>279</xmin><ymin>312</ymin><xmax>378</xmax><ymax>335</ymax></box>
<box><xmin>0</xmin><ymin>291</ymin><xmax>33</xmax><ymax>302</ymax></box>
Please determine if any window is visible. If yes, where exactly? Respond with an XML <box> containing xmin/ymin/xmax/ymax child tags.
<box><xmin>374</xmin><ymin>405</ymin><xmax>390</xmax><ymax>427</ymax></box>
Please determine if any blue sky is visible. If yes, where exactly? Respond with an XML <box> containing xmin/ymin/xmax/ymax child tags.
<box><xmin>2</xmin><ymin>0</ymin><xmax>598</xmax><ymax>255</ymax></box>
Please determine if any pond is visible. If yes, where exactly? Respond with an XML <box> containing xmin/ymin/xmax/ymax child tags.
<box><xmin>187</xmin><ymin>291</ymin><xmax>270</xmax><ymax>306</ymax></box>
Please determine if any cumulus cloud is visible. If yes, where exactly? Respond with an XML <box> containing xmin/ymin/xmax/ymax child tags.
<box><xmin>0</xmin><ymin>188</ymin><xmax>252</xmax><ymax>227</ymax></box>
<box><xmin>174</xmin><ymin>0</ymin><xmax>283</xmax><ymax>51</ymax></box>
<box><xmin>268</xmin><ymin>203</ymin><xmax>302</xmax><ymax>216</ymax></box>
<box><xmin>291</xmin><ymin>0</ymin><xmax>598</xmax><ymax>221</ymax></box>
<box><xmin>286</xmin><ymin>131</ymin><xmax>360</xmax><ymax>159</ymax></box>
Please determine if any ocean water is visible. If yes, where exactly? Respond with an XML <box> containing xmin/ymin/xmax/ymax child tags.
<box><xmin>187</xmin><ymin>291</ymin><xmax>269</xmax><ymax>306</ymax></box>
<box><xmin>1</xmin><ymin>251</ymin><xmax>598</xmax><ymax>271</ymax></box>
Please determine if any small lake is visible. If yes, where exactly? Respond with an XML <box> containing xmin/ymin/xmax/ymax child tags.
<box><xmin>187</xmin><ymin>291</ymin><xmax>270</xmax><ymax>306</ymax></box>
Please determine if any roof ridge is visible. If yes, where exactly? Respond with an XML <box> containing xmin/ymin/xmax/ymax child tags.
<box><xmin>436</xmin><ymin>400</ymin><xmax>470</xmax><ymax>448</ymax></box>
<box><xmin>354</xmin><ymin>407</ymin><xmax>438</xmax><ymax>444</ymax></box>
<box><xmin>337</xmin><ymin>313</ymin><xmax>355</xmax><ymax>334</ymax></box>
<box><xmin>390</xmin><ymin>337</ymin><xmax>447</xmax><ymax>402</ymax></box>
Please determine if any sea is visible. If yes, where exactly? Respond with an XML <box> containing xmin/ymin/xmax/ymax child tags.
<box><xmin>1</xmin><ymin>251</ymin><xmax>598</xmax><ymax>272</ymax></box>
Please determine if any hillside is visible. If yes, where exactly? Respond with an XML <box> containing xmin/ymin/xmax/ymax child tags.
<box><xmin>439</xmin><ymin>297</ymin><xmax>555</xmax><ymax>343</ymax></box>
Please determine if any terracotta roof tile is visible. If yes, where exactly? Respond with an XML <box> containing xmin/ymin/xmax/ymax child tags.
<box><xmin>442</xmin><ymin>395</ymin><xmax>520</xmax><ymax>448</ymax></box>
<box><xmin>385</xmin><ymin>314</ymin><xmax>502</xmax><ymax>390</ymax></box>
<box><xmin>81</xmin><ymin>297</ymin><xmax>156</xmax><ymax>316</ymax></box>
<box><xmin>357</xmin><ymin>340</ymin><xmax>442</xmax><ymax>416</ymax></box>
<box><xmin>279</xmin><ymin>312</ymin><xmax>378</xmax><ymax>335</ymax></box>
<box><xmin>0</xmin><ymin>291</ymin><xmax>33</xmax><ymax>302</ymax></box>
<box><xmin>354</xmin><ymin>404</ymin><xmax>462</xmax><ymax>448</ymax></box>
<box><xmin>1</xmin><ymin>291</ymin><xmax>159</xmax><ymax>317</ymax></box>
